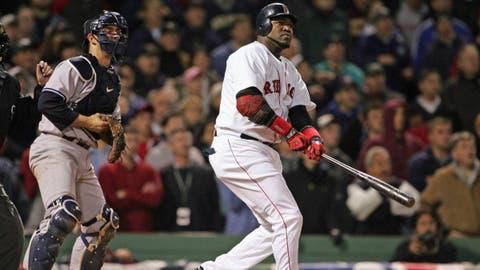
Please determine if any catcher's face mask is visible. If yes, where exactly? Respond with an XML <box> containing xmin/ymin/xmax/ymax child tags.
<box><xmin>84</xmin><ymin>11</ymin><xmax>128</xmax><ymax>60</ymax></box>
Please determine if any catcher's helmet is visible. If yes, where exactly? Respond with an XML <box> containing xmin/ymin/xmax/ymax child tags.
<box><xmin>0</xmin><ymin>23</ymin><xmax>9</xmax><ymax>61</ymax></box>
<box><xmin>83</xmin><ymin>10</ymin><xmax>128</xmax><ymax>58</ymax></box>
<box><xmin>256</xmin><ymin>3</ymin><xmax>297</xmax><ymax>36</ymax></box>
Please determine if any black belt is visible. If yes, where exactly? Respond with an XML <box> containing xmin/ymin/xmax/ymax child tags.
<box><xmin>214</xmin><ymin>129</ymin><xmax>274</xmax><ymax>148</ymax></box>
<box><xmin>42</xmin><ymin>132</ymin><xmax>90</xmax><ymax>150</ymax></box>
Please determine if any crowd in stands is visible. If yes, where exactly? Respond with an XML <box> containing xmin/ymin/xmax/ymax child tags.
<box><xmin>1</xmin><ymin>0</ymin><xmax>480</xmax><ymax>263</ymax></box>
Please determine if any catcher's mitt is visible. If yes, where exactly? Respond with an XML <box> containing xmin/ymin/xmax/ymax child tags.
<box><xmin>99</xmin><ymin>114</ymin><xmax>125</xmax><ymax>163</ymax></box>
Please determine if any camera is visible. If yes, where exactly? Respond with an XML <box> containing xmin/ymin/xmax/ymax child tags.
<box><xmin>417</xmin><ymin>231</ymin><xmax>440</xmax><ymax>253</ymax></box>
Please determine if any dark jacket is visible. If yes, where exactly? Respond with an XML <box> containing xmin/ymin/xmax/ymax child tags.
<box><xmin>407</xmin><ymin>147</ymin><xmax>450</xmax><ymax>191</ymax></box>
<box><xmin>391</xmin><ymin>239</ymin><xmax>458</xmax><ymax>263</ymax></box>
<box><xmin>444</xmin><ymin>73</ymin><xmax>480</xmax><ymax>132</ymax></box>
<box><xmin>407</xmin><ymin>98</ymin><xmax>463</xmax><ymax>131</ymax></box>
<box><xmin>285</xmin><ymin>149</ymin><xmax>354</xmax><ymax>234</ymax></box>
<box><xmin>154</xmin><ymin>165</ymin><xmax>223</xmax><ymax>232</ymax></box>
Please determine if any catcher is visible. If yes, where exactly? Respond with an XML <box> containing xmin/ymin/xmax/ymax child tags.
<box><xmin>23</xmin><ymin>11</ymin><xmax>127</xmax><ymax>270</ymax></box>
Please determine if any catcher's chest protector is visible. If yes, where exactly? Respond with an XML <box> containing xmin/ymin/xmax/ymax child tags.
<box><xmin>69</xmin><ymin>54</ymin><xmax>120</xmax><ymax>116</ymax></box>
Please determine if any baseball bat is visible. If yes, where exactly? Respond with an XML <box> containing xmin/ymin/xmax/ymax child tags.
<box><xmin>321</xmin><ymin>153</ymin><xmax>416</xmax><ymax>208</ymax></box>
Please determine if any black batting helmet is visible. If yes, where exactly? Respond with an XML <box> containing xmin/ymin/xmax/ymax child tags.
<box><xmin>83</xmin><ymin>10</ymin><xmax>128</xmax><ymax>58</ymax></box>
<box><xmin>0</xmin><ymin>23</ymin><xmax>9</xmax><ymax>62</ymax></box>
<box><xmin>256</xmin><ymin>3</ymin><xmax>297</xmax><ymax>36</ymax></box>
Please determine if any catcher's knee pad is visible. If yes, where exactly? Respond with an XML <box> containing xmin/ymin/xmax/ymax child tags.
<box><xmin>78</xmin><ymin>204</ymin><xmax>119</xmax><ymax>269</ymax></box>
<box><xmin>27</xmin><ymin>195</ymin><xmax>81</xmax><ymax>270</ymax></box>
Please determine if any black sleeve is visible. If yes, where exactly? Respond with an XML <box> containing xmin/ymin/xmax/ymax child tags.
<box><xmin>37</xmin><ymin>91</ymin><xmax>79</xmax><ymax>131</ymax></box>
<box><xmin>235</xmin><ymin>87</ymin><xmax>262</xmax><ymax>98</ymax></box>
<box><xmin>288</xmin><ymin>105</ymin><xmax>315</xmax><ymax>131</ymax></box>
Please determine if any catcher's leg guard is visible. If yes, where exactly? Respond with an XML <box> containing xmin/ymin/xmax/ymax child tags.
<box><xmin>71</xmin><ymin>204</ymin><xmax>119</xmax><ymax>270</ymax></box>
<box><xmin>24</xmin><ymin>195</ymin><xmax>81</xmax><ymax>270</ymax></box>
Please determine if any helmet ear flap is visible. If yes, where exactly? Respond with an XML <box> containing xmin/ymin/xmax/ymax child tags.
<box><xmin>257</xmin><ymin>17</ymin><xmax>272</xmax><ymax>36</ymax></box>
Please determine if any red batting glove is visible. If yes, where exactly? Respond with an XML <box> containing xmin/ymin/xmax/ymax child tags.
<box><xmin>305</xmin><ymin>137</ymin><xmax>325</xmax><ymax>161</ymax></box>
<box><xmin>286</xmin><ymin>129</ymin><xmax>307</xmax><ymax>151</ymax></box>
<box><xmin>302</xmin><ymin>126</ymin><xmax>326</xmax><ymax>161</ymax></box>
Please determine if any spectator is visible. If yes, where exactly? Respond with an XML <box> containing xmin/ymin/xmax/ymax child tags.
<box><xmin>10</xmin><ymin>38</ymin><xmax>38</xmax><ymax>75</ymax></box>
<box><xmin>126</xmin><ymin>0</ymin><xmax>169</xmax><ymax>58</ymax></box>
<box><xmin>296</xmin><ymin>0</ymin><xmax>349</xmax><ymax>64</ymax></box>
<box><xmin>40</xmin><ymin>23</ymin><xmax>76</xmax><ymax>65</ymax></box>
<box><xmin>286</xmin><ymin>114</ymin><xmax>354</xmax><ymax>235</ymax></box>
<box><xmin>128</xmin><ymin>104</ymin><xmax>159</xmax><ymax>160</ymax></box>
<box><xmin>421</xmin><ymin>131</ymin><xmax>480</xmax><ymax>237</ymax></box>
<box><xmin>180</xmin><ymin>1</ymin><xmax>222</xmax><ymax>54</ymax></box>
<box><xmin>206</xmin><ymin>81</ymin><xmax>222</xmax><ymax>122</ymax></box>
<box><xmin>356</xmin><ymin>99</ymin><xmax>424</xmax><ymax>179</ymax></box>
<box><xmin>154</xmin><ymin>128</ymin><xmax>223</xmax><ymax>231</ymax></box>
<box><xmin>362</xmin><ymin>62</ymin><xmax>405</xmax><ymax>103</ymax></box>
<box><xmin>57</xmin><ymin>39</ymin><xmax>82</xmax><ymax>62</ymax></box>
<box><xmin>29</xmin><ymin>0</ymin><xmax>67</xmax><ymax>46</ymax></box>
<box><xmin>118</xmin><ymin>62</ymin><xmax>147</xmax><ymax>122</ymax></box>
<box><xmin>313</xmin><ymin>34</ymin><xmax>365</xmax><ymax>90</ymax></box>
<box><xmin>180</xmin><ymin>95</ymin><xmax>205</xmax><ymax>146</ymax></box>
<box><xmin>210</xmin><ymin>14</ymin><xmax>253</xmax><ymax>79</ymax></box>
<box><xmin>423</xmin><ymin>15</ymin><xmax>466</xmax><ymax>79</ymax></box>
<box><xmin>395</xmin><ymin>0</ymin><xmax>429</xmax><ymax>45</ymax></box>
<box><xmin>407</xmin><ymin>69</ymin><xmax>461</xmax><ymax>132</ymax></box>
<box><xmin>190</xmin><ymin>48</ymin><xmax>219</xmax><ymax>110</ymax></box>
<box><xmin>390</xmin><ymin>209</ymin><xmax>458</xmax><ymax>262</ymax></box>
<box><xmin>181</xmin><ymin>66</ymin><xmax>211</xmax><ymax>106</ymax></box>
<box><xmin>347</xmin><ymin>146</ymin><xmax>420</xmax><ymax>235</ymax></box>
<box><xmin>411</xmin><ymin>0</ymin><xmax>473</xmax><ymax>75</ymax></box>
<box><xmin>196</xmin><ymin>120</ymin><xmax>215</xmax><ymax>163</ymax></box>
<box><xmin>444</xmin><ymin>43</ymin><xmax>480</xmax><ymax>133</ymax></box>
<box><xmin>145</xmin><ymin>112</ymin><xmax>205</xmax><ymax>172</ymax></box>
<box><xmin>218</xmin><ymin>180</ymin><xmax>258</xmax><ymax>235</ymax></box>
<box><xmin>147</xmin><ymin>88</ymin><xmax>175</xmax><ymax>137</ymax></box>
<box><xmin>158</xmin><ymin>20</ymin><xmax>186</xmax><ymax>78</ymax></box>
<box><xmin>15</xmin><ymin>6</ymin><xmax>35</xmax><ymax>43</ymax></box>
<box><xmin>408</xmin><ymin>117</ymin><xmax>452</xmax><ymax>192</ymax></box>
<box><xmin>99</xmin><ymin>126</ymin><xmax>164</xmax><ymax>232</ymax></box>
<box><xmin>340</xmin><ymin>100</ymin><xmax>384</xmax><ymax>161</ymax></box>
<box><xmin>322</xmin><ymin>77</ymin><xmax>361</xmax><ymax>138</ymax></box>
<box><xmin>133</xmin><ymin>44</ymin><xmax>165</xmax><ymax>97</ymax></box>
<box><xmin>357</xmin><ymin>8</ymin><xmax>412</xmax><ymax>91</ymax></box>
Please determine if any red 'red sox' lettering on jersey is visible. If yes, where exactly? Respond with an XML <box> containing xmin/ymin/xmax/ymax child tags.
<box><xmin>264</xmin><ymin>80</ymin><xmax>295</xmax><ymax>97</ymax></box>
<box><xmin>287</xmin><ymin>83</ymin><xmax>295</xmax><ymax>98</ymax></box>
<box><xmin>263</xmin><ymin>79</ymin><xmax>280</xmax><ymax>94</ymax></box>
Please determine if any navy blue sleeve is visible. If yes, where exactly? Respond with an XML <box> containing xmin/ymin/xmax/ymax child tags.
<box><xmin>38</xmin><ymin>91</ymin><xmax>79</xmax><ymax>131</ymax></box>
<box><xmin>407</xmin><ymin>154</ymin><xmax>427</xmax><ymax>191</ymax></box>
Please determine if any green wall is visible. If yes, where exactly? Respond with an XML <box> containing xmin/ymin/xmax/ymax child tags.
<box><xmin>24</xmin><ymin>233</ymin><xmax>480</xmax><ymax>263</ymax></box>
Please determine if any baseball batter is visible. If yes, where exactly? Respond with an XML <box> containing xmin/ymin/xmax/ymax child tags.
<box><xmin>23</xmin><ymin>11</ymin><xmax>128</xmax><ymax>270</ymax></box>
<box><xmin>201</xmin><ymin>3</ymin><xmax>325</xmax><ymax>270</ymax></box>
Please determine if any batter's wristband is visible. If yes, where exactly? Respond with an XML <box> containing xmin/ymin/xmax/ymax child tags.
<box><xmin>269</xmin><ymin>116</ymin><xmax>292</xmax><ymax>137</ymax></box>
<box><xmin>302</xmin><ymin>126</ymin><xmax>321</xmax><ymax>141</ymax></box>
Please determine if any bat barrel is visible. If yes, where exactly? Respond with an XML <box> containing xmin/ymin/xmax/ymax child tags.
<box><xmin>322</xmin><ymin>154</ymin><xmax>415</xmax><ymax>208</ymax></box>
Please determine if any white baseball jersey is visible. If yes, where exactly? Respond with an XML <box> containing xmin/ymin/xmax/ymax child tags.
<box><xmin>38</xmin><ymin>56</ymin><xmax>121</xmax><ymax>148</ymax></box>
<box><xmin>215</xmin><ymin>41</ymin><xmax>315</xmax><ymax>143</ymax></box>
<box><xmin>205</xmin><ymin>41</ymin><xmax>315</xmax><ymax>270</ymax></box>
